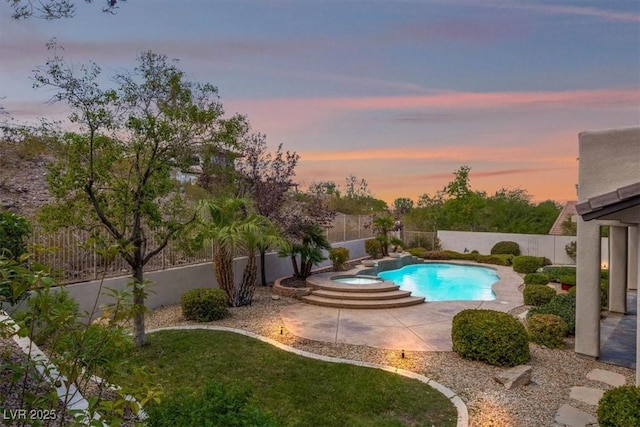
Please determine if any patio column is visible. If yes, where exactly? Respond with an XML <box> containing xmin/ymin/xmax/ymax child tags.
<box><xmin>629</xmin><ymin>226</ymin><xmax>638</xmax><ymax>290</ymax></box>
<box><xmin>609</xmin><ymin>226</ymin><xmax>628</xmax><ymax>313</ymax></box>
<box><xmin>636</xmin><ymin>225</ymin><xmax>640</xmax><ymax>386</ymax></box>
<box><xmin>575</xmin><ymin>218</ymin><xmax>602</xmax><ymax>358</ymax></box>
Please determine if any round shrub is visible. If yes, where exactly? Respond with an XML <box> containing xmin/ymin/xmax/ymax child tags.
<box><xmin>364</xmin><ymin>239</ymin><xmax>382</xmax><ymax>259</ymax></box>
<box><xmin>528</xmin><ymin>293</ymin><xmax>576</xmax><ymax>334</ymax></box>
<box><xmin>597</xmin><ymin>386</ymin><xmax>640</xmax><ymax>427</ymax></box>
<box><xmin>512</xmin><ymin>256</ymin><xmax>544</xmax><ymax>274</ymax></box>
<box><xmin>423</xmin><ymin>250</ymin><xmax>451</xmax><ymax>260</ymax></box>
<box><xmin>523</xmin><ymin>285</ymin><xmax>557</xmax><ymax>306</ymax></box>
<box><xmin>182</xmin><ymin>288</ymin><xmax>229</xmax><ymax>322</ymax></box>
<box><xmin>527</xmin><ymin>313</ymin><xmax>568</xmax><ymax>348</ymax></box>
<box><xmin>524</xmin><ymin>273</ymin><xmax>550</xmax><ymax>285</ymax></box>
<box><xmin>451</xmin><ymin>309</ymin><xmax>530</xmax><ymax>367</ymax></box>
<box><xmin>490</xmin><ymin>241</ymin><xmax>521</xmax><ymax>256</ymax></box>
<box><xmin>329</xmin><ymin>247</ymin><xmax>350</xmax><ymax>271</ymax></box>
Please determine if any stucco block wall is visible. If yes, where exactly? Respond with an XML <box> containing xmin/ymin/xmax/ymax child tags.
<box><xmin>437</xmin><ymin>230</ymin><xmax>599</xmax><ymax>265</ymax></box>
<box><xmin>24</xmin><ymin>238</ymin><xmax>368</xmax><ymax>317</ymax></box>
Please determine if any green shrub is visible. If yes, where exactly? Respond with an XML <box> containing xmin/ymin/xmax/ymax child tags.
<box><xmin>601</xmin><ymin>279</ymin><xmax>609</xmax><ymax>310</ymax></box>
<box><xmin>490</xmin><ymin>241</ymin><xmax>521</xmax><ymax>256</ymax></box>
<box><xmin>445</xmin><ymin>250</ymin><xmax>479</xmax><ymax>261</ymax></box>
<box><xmin>451</xmin><ymin>309</ymin><xmax>530</xmax><ymax>367</ymax></box>
<box><xmin>423</xmin><ymin>250</ymin><xmax>451</xmax><ymax>260</ymax></box>
<box><xmin>329</xmin><ymin>247</ymin><xmax>350</xmax><ymax>271</ymax></box>
<box><xmin>406</xmin><ymin>247</ymin><xmax>427</xmax><ymax>258</ymax></box>
<box><xmin>512</xmin><ymin>256</ymin><xmax>544</xmax><ymax>274</ymax></box>
<box><xmin>12</xmin><ymin>288</ymin><xmax>80</xmax><ymax>345</ymax></box>
<box><xmin>364</xmin><ymin>239</ymin><xmax>382</xmax><ymax>259</ymax></box>
<box><xmin>543</xmin><ymin>266</ymin><xmax>576</xmax><ymax>282</ymax></box>
<box><xmin>597</xmin><ymin>386</ymin><xmax>640</xmax><ymax>427</ymax></box>
<box><xmin>523</xmin><ymin>285</ymin><xmax>557</xmax><ymax>306</ymax></box>
<box><xmin>0</xmin><ymin>211</ymin><xmax>31</xmax><ymax>260</ymax></box>
<box><xmin>524</xmin><ymin>273</ymin><xmax>550</xmax><ymax>285</ymax></box>
<box><xmin>146</xmin><ymin>381</ymin><xmax>277</xmax><ymax>427</ymax></box>
<box><xmin>601</xmin><ymin>269</ymin><xmax>609</xmax><ymax>281</ymax></box>
<box><xmin>527</xmin><ymin>313</ymin><xmax>568</xmax><ymax>348</ymax></box>
<box><xmin>557</xmin><ymin>274</ymin><xmax>576</xmax><ymax>286</ymax></box>
<box><xmin>181</xmin><ymin>288</ymin><xmax>229</xmax><ymax>322</ymax></box>
<box><xmin>565</xmin><ymin>240</ymin><xmax>576</xmax><ymax>261</ymax></box>
<box><xmin>475</xmin><ymin>254</ymin><xmax>513</xmax><ymax>266</ymax></box>
<box><xmin>528</xmin><ymin>293</ymin><xmax>576</xmax><ymax>334</ymax></box>
<box><xmin>389</xmin><ymin>237</ymin><xmax>404</xmax><ymax>252</ymax></box>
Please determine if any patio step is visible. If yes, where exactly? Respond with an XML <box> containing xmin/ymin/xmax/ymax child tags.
<box><xmin>311</xmin><ymin>289</ymin><xmax>413</xmax><ymax>301</ymax></box>
<box><xmin>301</xmin><ymin>294</ymin><xmax>426</xmax><ymax>309</ymax></box>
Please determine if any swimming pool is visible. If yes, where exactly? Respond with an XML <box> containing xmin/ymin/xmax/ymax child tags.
<box><xmin>377</xmin><ymin>263</ymin><xmax>498</xmax><ymax>301</ymax></box>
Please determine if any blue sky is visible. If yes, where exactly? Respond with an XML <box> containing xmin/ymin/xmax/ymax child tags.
<box><xmin>1</xmin><ymin>0</ymin><xmax>639</xmax><ymax>204</ymax></box>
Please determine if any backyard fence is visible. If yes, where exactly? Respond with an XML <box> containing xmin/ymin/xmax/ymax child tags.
<box><xmin>27</xmin><ymin>214</ymin><xmax>376</xmax><ymax>284</ymax></box>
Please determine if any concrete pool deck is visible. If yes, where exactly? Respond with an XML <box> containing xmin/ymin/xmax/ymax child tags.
<box><xmin>280</xmin><ymin>262</ymin><xmax>525</xmax><ymax>352</ymax></box>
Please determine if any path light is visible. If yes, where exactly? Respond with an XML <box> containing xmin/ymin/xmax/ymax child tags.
<box><xmin>401</xmin><ymin>349</ymin><xmax>405</xmax><ymax>359</ymax></box>
<box><xmin>280</xmin><ymin>326</ymin><xmax>284</xmax><ymax>335</ymax></box>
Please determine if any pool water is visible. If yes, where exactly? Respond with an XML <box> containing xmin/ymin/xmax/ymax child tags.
<box><xmin>377</xmin><ymin>263</ymin><xmax>498</xmax><ymax>301</ymax></box>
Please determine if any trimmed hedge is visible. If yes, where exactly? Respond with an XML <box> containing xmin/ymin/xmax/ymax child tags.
<box><xmin>423</xmin><ymin>251</ymin><xmax>451</xmax><ymax>260</ymax></box>
<box><xmin>475</xmin><ymin>254</ymin><xmax>513</xmax><ymax>266</ymax></box>
<box><xmin>407</xmin><ymin>247</ymin><xmax>427</xmax><ymax>258</ymax></box>
<box><xmin>543</xmin><ymin>266</ymin><xmax>576</xmax><ymax>282</ymax></box>
<box><xmin>452</xmin><ymin>309</ymin><xmax>530</xmax><ymax>367</ymax></box>
<box><xmin>528</xmin><ymin>293</ymin><xmax>576</xmax><ymax>335</ymax></box>
<box><xmin>444</xmin><ymin>250</ymin><xmax>479</xmax><ymax>261</ymax></box>
<box><xmin>512</xmin><ymin>256</ymin><xmax>544</xmax><ymax>274</ymax></box>
<box><xmin>597</xmin><ymin>386</ymin><xmax>640</xmax><ymax>427</ymax></box>
<box><xmin>490</xmin><ymin>241</ymin><xmax>521</xmax><ymax>256</ymax></box>
<box><xmin>523</xmin><ymin>285</ymin><xmax>557</xmax><ymax>306</ymax></box>
<box><xmin>527</xmin><ymin>313</ymin><xmax>567</xmax><ymax>348</ymax></box>
<box><xmin>524</xmin><ymin>273</ymin><xmax>550</xmax><ymax>285</ymax></box>
<box><xmin>182</xmin><ymin>288</ymin><xmax>229</xmax><ymax>322</ymax></box>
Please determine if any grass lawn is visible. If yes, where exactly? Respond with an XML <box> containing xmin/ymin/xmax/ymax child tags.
<box><xmin>121</xmin><ymin>329</ymin><xmax>457</xmax><ymax>427</ymax></box>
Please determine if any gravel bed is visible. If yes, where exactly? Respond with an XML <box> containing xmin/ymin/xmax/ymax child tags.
<box><xmin>145</xmin><ymin>286</ymin><xmax>636</xmax><ymax>427</ymax></box>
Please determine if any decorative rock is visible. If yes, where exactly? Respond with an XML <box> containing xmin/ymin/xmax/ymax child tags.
<box><xmin>586</xmin><ymin>368</ymin><xmax>626</xmax><ymax>387</ymax></box>
<box><xmin>494</xmin><ymin>365</ymin><xmax>532</xmax><ymax>390</ymax></box>
<box><xmin>270</xmin><ymin>294</ymin><xmax>281</xmax><ymax>301</ymax></box>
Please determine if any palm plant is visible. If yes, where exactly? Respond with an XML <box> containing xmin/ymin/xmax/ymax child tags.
<box><xmin>372</xmin><ymin>215</ymin><xmax>394</xmax><ymax>257</ymax></box>
<box><xmin>279</xmin><ymin>224</ymin><xmax>331</xmax><ymax>280</ymax></box>
<box><xmin>196</xmin><ymin>197</ymin><xmax>282</xmax><ymax>307</ymax></box>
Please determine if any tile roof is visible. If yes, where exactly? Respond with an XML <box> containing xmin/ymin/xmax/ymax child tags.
<box><xmin>549</xmin><ymin>201</ymin><xmax>578</xmax><ymax>235</ymax></box>
<box><xmin>576</xmin><ymin>182</ymin><xmax>640</xmax><ymax>221</ymax></box>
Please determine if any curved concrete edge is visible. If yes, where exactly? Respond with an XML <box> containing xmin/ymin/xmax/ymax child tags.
<box><xmin>147</xmin><ymin>325</ymin><xmax>469</xmax><ymax>427</ymax></box>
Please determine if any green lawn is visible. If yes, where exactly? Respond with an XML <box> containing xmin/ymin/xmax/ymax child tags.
<box><xmin>121</xmin><ymin>329</ymin><xmax>457</xmax><ymax>427</ymax></box>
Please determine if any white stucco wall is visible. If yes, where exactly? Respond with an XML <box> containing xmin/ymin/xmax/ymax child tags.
<box><xmin>437</xmin><ymin>230</ymin><xmax>608</xmax><ymax>265</ymax></box>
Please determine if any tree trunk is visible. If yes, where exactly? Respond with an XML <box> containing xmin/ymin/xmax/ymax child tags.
<box><xmin>214</xmin><ymin>247</ymin><xmax>236</xmax><ymax>306</ymax></box>
<box><xmin>290</xmin><ymin>254</ymin><xmax>300</xmax><ymax>279</ymax></box>
<box><xmin>132</xmin><ymin>264</ymin><xmax>147</xmax><ymax>347</ymax></box>
<box><xmin>239</xmin><ymin>250</ymin><xmax>257</xmax><ymax>306</ymax></box>
<box><xmin>259</xmin><ymin>246</ymin><xmax>267</xmax><ymax>286</ymax></box>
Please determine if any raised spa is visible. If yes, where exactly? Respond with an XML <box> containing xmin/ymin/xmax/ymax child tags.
<box><xmin>331</xmin><ymin>276</ymin><xmax>384</xmax><ymax>285</ymax></box>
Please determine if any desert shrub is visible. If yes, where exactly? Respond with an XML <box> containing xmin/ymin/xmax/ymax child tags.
<box><xmin>445</xmin><ymin>250</ymin><xmax>479</xmax><ymax>261</ymax></box>
<box><xmin>423</xmin><ymin>250</ymin><xmax>451</xmax><ymax>260</ymax></box>
<box><xmin>523</xmin><ymin>285</ymin><xmax>557</xmax><ymax>306</ymax></box>
<box><xmin>512</xmin><ymin>256</ymin><xmax>544</xmax><ymax>274</ymax></box>
<box><xmin>329</xmin><ymin>247</ymin><xmax>350</xmax><ymax>271</ymax></box>
<box><xmin>181</xmin><ymin>288</ymin><xmax>229</xmax><ymax>322</ymax></box>
<box><xmin>527</xmin><ymin>313</ymin><xmax>568</xmax><ymax>348</ymax></box>
<box><xmin>597</xmin><ymin>386</ymin><xmax>640</xmax><ymax>427</ymax></box>
<box><xmin>364</xmin><ymin>238</ymin><xmax>382</xmax><ymax>259</ymax></box>
<box><xmin>490</xmin><ymin>241</ymin><xmax>520</xmax><ymax>256</ymax></box>
<box><xmin>524</xmin><ymin>273</ymin><xmax>550</xmax><ymax>285</ymax></box>
<box><xmin>528</xmin><ymin>293</ymin><xmax>576</xmax><ymax>334</ymax></box>
<box><xmin>407</xmin><ymin>247</ymin><xmax>427</xmax><ymax>258</ymax></box>
<box><xmin>0</xmin><ymin>211</ymin><xmax>31</xmax><ymax>260</ymax></box>
<box><xmin>451</xmin><ymin>309</ymin><xmax>530</xmax><ymax>367</ymax></box>
<box><xmin>565</xmin><ymin>240</ymin><xmax>577</xmax><ymax>261</ymax></box>
<box><xmin>146</xmin><ymin>381</ymin><xmax>277</xmax><ymax>427</ymax></box>
<box><xmin>475</xmin><ymin>254</ymin><xmax>513</xmax><ymax>266</ymax></box>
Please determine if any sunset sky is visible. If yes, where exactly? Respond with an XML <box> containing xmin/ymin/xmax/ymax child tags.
<box><xmin>1</xmin><ymin>0</ymin><xmax>639</xmax><ymax>205</ymax></box>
